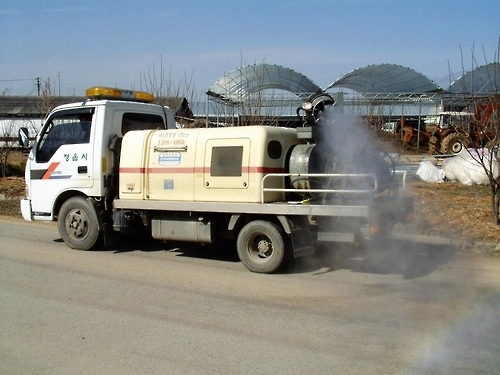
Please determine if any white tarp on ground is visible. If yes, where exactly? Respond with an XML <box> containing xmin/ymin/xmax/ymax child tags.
<box><xmin>416</xmin><ymin>161</ymin><xmax>445</xmax><ymax>183</ymax></box>
<box><xmin>417</xmin><ymin>149</ymin><xmax>499</xmax><ymax>185</ymax></box>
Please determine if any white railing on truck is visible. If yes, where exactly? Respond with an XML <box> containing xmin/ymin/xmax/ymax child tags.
<box><xmin>260</xmin><ymin>173</ymin><xmax>378</xmax><ymax>203</ymax></box>
<box><xmin>394</xmin><ymin>169</ymin><xmax>411</xmax><ymax>190</ymax></box>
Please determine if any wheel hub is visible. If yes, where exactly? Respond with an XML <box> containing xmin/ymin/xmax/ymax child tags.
<box><xmin>451</xmin><ymin>142</ymin><xmax>463</xmax><ymax>153</ymax></box>
<box><xmin>67</xmin><ymin>210</ymin><xmax>88</xmax><ymax>238</ymax></box>
<box><xmin>257</xmin><ymin>238</ymin><xmax>272</xmax><ymax>258</ymax></box>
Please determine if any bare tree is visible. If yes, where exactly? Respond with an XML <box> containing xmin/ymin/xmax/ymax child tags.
<box><xmin>235</xmin><ymin>88</ymin><xmax>294</xmax><ymax>127</ymax></box>
<box><xmin>465</xmin><ymin>95</ymin><xmax>500</xmax><ymax>224</ymax></box>
<box><xmin>458</xmin><ymin>40</ymin><xmax>500</xmax><ymax>224</ymax></box>
<box><xmin>139</xmin><ymin>56</ymin><xmax>201</xmax><ymax>127</ymax></box>
<box><xmin>38</xmin><ymin>78</ymin><xmax>56</xmax><ymax>118</ymax></box>
<box><xmin>0</xmin><ymin>119</ymin><xmax>17</xmax><ymax>177</ymax></box>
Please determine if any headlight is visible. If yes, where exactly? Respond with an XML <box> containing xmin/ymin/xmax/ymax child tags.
<box><xmin>302</xmin><ymin>101</ymin><xmax>313</xmax><ymax>111</ymax></box>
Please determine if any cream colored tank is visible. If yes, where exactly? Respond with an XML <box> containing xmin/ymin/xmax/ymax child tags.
<box><xmin>119</xmin><ymin>126</ymin><xmax>301</xmax><ymax>203</ymax></box>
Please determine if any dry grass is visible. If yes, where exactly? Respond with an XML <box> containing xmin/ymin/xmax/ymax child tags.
<box><xmin>404</xmin><ymin>178</ymin><xmax>500</xmax><ymax>243</ymax></box>
<box><xmin>0</xmin><ymin>176</ymin><xmax>25</xmax><ymax>199</ymax></box>
<box><xmin>6</xmin><ymin>151</ymin><xmax>27</xmax><ymax>166</ymax></box>
<box><xmin>0</xmin><ymin>177</ymin><xmax>25</xmax><ymax>217</ymax></box>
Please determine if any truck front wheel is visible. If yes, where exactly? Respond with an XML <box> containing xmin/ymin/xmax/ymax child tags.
<box><xmin>237</xmin><ymin>220</ymin><xmax>290</xmax><ymax>273</ymax></box>
<box><xmin>58</xmin><ymin>197</ymin><xmax>101</xmax><ymax>250</ymax></box>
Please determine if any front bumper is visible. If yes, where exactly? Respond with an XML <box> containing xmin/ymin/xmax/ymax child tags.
<box><xmin>20</xmin><ymin>198</ymin><xmax>33</xmax><ymax>221</ymax></box>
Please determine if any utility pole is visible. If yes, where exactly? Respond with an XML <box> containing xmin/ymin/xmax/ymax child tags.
<box><xmin>57</xmin><ymin>71</ymin><xmax>61</xmax><ymax>96</ymax></box>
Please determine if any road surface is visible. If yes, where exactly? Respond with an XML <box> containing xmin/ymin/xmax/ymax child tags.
<box><xmin>1</xmin><ymin>216</ymin><xmax>500</xmax><ymax>374</ymax></box>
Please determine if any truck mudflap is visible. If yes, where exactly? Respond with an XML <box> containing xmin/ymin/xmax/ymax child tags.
<box><xmin>284</xmin><ymin>216</ymin><xmax>315</xmax><ymax>258</ymax></box>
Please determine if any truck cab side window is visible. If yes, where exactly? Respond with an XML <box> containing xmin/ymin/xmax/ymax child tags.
<box><xmin>122</xmin><ymin>113</ymin><xmax>164</xmax><ymax>135</ymax></box>
<box><xmin>37</xmin><ymin>112</ymin><xmax>93</xmax><ymax>163</ymax></box>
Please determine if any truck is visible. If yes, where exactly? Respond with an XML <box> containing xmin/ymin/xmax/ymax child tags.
<box><xmin>19</xmin><ymin>86</ymin><xmax>413</xmax><ymax>273</ymax></box>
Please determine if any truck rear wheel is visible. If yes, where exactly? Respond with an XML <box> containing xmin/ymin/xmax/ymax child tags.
<box><xmin>58</xmin><ymin>196</ymin><xmax>101</xmax><ymax>250</ymax></box>
<box><xmin>236</xmin><ymin>220</ymin><xmax>290</xmax><ymax>273</ymax></box>
<box><xmin>441</xmin><ymin>133</ymin><xmax>469</xmax><ymax>154</ymax></box>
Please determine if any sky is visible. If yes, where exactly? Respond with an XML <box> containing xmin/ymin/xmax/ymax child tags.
<box><xmin>1</xmin><ymin>0</ymin><xmax>499</xmax><ymax>99</ymax></box>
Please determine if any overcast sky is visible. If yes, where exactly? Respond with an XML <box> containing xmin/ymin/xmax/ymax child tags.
<box><xmin>1</xmin><ymin>0</ymin><xmax>499</xmax><ymax>97</ymax></box>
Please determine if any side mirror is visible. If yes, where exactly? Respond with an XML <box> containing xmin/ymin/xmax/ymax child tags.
<box><xmin>18</xmin><ymin>127</ymin><xmax>30</xmax><ymax>148</ymax></box>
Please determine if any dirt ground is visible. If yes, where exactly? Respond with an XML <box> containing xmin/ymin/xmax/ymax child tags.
<box><xmin>1</xmin><ymin>174</ymin><xmax>499</xmax><ymax>255</ymax></box>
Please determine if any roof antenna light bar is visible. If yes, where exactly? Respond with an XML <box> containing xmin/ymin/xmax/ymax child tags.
<box><xmin>85</xmin><ymin>86</ymin><xmax>154</xmax><ymax>103</ymax></box>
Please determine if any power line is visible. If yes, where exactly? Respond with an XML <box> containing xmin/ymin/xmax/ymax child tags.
<box><xmin>1</xmin><ymin>77</ymin><xmax>41</xmax><ymax>96</ymax></box>
<box><xmin>0</xmin><ymin>78</ymin><xmax>37</xmax><ymax>82</ymax></box>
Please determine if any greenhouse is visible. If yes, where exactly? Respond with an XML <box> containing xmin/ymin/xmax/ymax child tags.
<box><xmin>204</xmin><ymin>62</ymin><xmax>500</xmax><ymax>126</ymax></box>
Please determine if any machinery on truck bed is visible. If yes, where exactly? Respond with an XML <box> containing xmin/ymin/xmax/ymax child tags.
<box><xmin>19</xmin><ymin>86</ymin><xmax>413</xmax><ymax>273</ymax></box>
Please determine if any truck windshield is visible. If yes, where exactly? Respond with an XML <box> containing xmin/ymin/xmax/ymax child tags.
<box><xmin>37</xmin><ymin>112</ymin><xmax>93</xmax><ymax>163</ymax></box>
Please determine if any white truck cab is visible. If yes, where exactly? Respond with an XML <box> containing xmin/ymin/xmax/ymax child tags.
<box><xmin>20</xmin><ymin>86</ymin><xmax>176</xmax><ymax>221</ymax></box>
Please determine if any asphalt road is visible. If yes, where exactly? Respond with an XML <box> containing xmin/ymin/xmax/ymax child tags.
<box><xmin>1</xmin><ymin>216</ymin><xmax>500</xmax><ymax>375</ymax></box>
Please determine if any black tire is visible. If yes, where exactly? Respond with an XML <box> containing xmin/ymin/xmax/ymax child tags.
<box><xmin>236</xmin><ymin>220</ymin><xmax>290</xmax><ymax>273</ymax></box>
<box><xmin>441</xmin><ymin>133</ymin><xmax>469</xmax><ymax>154</ymax></box>
<box><xmin>58</xmin><ymin>196</ymin><xmax>101</xmax><ymax>250</ymax></box>
<box><xmin>428</xmin><ymin>136</ymin><xmax>439</xmax><ymax>155</ymax></box>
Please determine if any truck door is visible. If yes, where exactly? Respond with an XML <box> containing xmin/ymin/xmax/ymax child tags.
<box><xmin>29</xmin><ymin>108</ymin><xmax>95</xmax><ymax>216</ymax></box>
